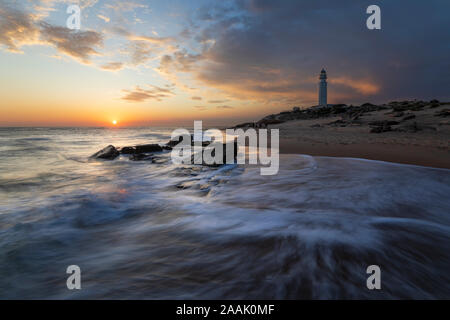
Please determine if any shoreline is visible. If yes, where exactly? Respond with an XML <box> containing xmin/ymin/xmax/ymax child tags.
<box><xmin>236</xmin><ymin>101</ymin><xmax>450</xmax><ymax>170</ymax></box>
<box><xmin>279</xmin><ymin>138</ymin><xmax>450</xmax><ymax>169</ymax></box>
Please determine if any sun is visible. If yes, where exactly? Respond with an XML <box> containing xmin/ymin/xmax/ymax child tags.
<box><xmin>112</xmin><ymin>120</ymin><xmax>117</xmax><ymax>125</ymax></box>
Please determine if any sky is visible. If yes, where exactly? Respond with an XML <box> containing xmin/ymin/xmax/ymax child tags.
<box><xmin>0</xmin><ymin>0</ymin><xmax>449</xmax><ymax>127</ymax></box>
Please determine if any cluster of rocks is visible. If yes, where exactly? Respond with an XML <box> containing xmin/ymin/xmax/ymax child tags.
<box><xmin>89</xmin><ymin>143</ymin><xmax>165</xmax><ymax>161</ymax></box>
<box><xmin>232</xmin><ymin>100</ymin><xmax>448</xmax><ymax>133</ymax></box>
<box><xmin>89</xmin><ymin>145</ymin><xmax>120</xmax><ymax>160</ymax></box>
<box><xmin>89</xmin><ymin>135</ymin><xmax>238</xmax><ymax>167</ymax></box>
<box><xmin>232</xmin><ymin>103</ymin><xmax>391</xmax><ymax>129</ymax></box>
<box><xmin>388</xmin><ymin>100</ymin><xmax>441</xmax><ymax>112</ymax></box>
<box><xmin>233</xmin><ymin>119</ymin><xmax>283</xmax><ymax>129</ymax></box>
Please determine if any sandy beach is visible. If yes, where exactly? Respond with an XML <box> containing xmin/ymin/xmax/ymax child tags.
<box><xmin>255</xmin><ymin>102</ymin><xmax>450</xmax><ymax>169</ymax></box>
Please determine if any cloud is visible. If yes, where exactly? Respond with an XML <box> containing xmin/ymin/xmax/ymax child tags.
<box><xmin>108</xmin><ymin>27</ymin><xmax>174</xmax><ymax>67</ymax></box>
<box><xmin>121</xmin><ymin>85</ymin><xmax>175</xmax><ymax>102</ymax></box>
<box><xmin>216</xmin><ymin>105</ymin><xmax>234</xmax><ymax>109</ymax></box>
<box><xmin>126</xmin><ymin>40</ymin><xmax>153</xmax><ymax>65</ymax></box>
<box><xmin>166</xmin><ymin>0</ymin><xmax>450</xmax><ymax>104</ymax></box>
<box><xmin>127</xmin><ymin>34</ymin><xmax>172</xmax><ymax>45</ymax></box>
<box><xmin>104</xmin><ymin>1</ymin><xmax>148</xmax><ymax>13</ymax></box>
<box><xmin>0</xmin><ymin>3</ymin><xmax>103</xmax><ymax>63</ymax></box>
<box><xmin>39</xmin><ymin>22</ymin><xmax>103</xmax><ymax>64</ymax></box>
<box><xmin>193</xmin><ymin>106</ymin><xmax>208</xmax><ymax>111</ymax></box>
<box><xmin>159</xmin><ymin>50</ymin><xmax>203</xmax><ymax>74</ymax></box>
<box><xmin>97</xmin><ymin>14</ymin><xmax>110</xmax><ymax>23</ymax></box>
<box><xmin>100</xmin><ymin>61</ymin><xmax>124</xmax><ymax>71</ymax></box>
<box><xmin>191</xmin><ymin>96</ymin><xmax>202</xmax><ymax>100</ymax></box>
<box><xmin>32</xmin><ymin>5</ymin><xmax>57</xmax><ymax>20</ymax></box>
<box><xmin>0</xmin><ymin>4</ymin><xmax>40</xmax><ymax>52</ymax></box>
<box><xmin>208</xmin><ymin>99</ymin><xmax>229</xmax><ymax>104</ymax></box>
<box><xmin>331</xmin><ymin>77</ymin><xmax>379</xmax><ymax>95</ymax></box>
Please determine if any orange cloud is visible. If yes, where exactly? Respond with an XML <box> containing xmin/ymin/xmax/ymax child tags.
<box><xmin>100</xmin><ymin>62</ymin><xmax>124</xmax><ymax>71</ymax></box>
<box><xmin>121</xmin><ymin>85</ymin><xmax>175</xmax><ymax>102</ymax></box>
<box><xmin>0</xmin><ymin>5</ymin><xmax>40</xmax><ymax>52</ymax></box>
<box><xmin>330</xmin><ymin>77</ymin><xmax>380</xmax><ymax>95</ymax></box>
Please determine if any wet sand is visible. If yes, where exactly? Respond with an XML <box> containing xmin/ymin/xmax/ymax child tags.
<box><xmin>280</xmin><ymin>138</ymin><xmax>449</xmax><ymax>169</ymax></box>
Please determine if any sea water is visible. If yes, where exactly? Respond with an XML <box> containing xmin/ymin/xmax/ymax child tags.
<box><xmin>0</xmin><ymin>127</ymin><xmax>449</xmax><ymax>299</ymax></box>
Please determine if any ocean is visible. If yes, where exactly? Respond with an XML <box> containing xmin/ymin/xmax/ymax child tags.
<box><xmin>0</xmin><ymin>127</ymin><xmax>449</xmax><ymax>299</ymax></box>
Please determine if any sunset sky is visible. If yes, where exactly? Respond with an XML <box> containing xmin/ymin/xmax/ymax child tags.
<box><xmin>0</xmin><ymin>0</ymin><xmax>449</xmax><ymax>127</ymax></box>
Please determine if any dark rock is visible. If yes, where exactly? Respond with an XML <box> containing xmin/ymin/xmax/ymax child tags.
<box><xmin>392</xmin><ymin>105</ymin><xmax>409</xmax><ymax>112</ymax></box>
<box><xmin>119</xmin><ymin>146</ymin><xmax>136</xmax><ymax>154</ymax></box>
<box><xmin>311</xmin><ymin>123</ymin><xmax>322</xmax><ymax>128</ymax></box>
<box><xmin>429</xmin><ymin>102</ymin><xmax>440</xmax><ymax>108</ymax></box>
<box><xmin>236</xmin><ymin>122</ymin><xmax>257</xmax><ymax>128</ymax></box>
<box><xmin>327</xmin><ymin>119</ymin><xmax>347</xmax><ymax>127</ymax></box>
<box><xmin>330</xmin><ymin>104</ymin><xmax>348</xmax><ymax>114</ymax></box>
<box><xmin>434</xmin><ymin>109</ymin><xmax>450</xmax><ymax>117</ymax></box>
<box><xmin>90</xmin><ymin>145</ymin><xmax>120</xmax><ymax>160</ymax></box>
<box><xmin>130</xmin><ymin>153</ymin><xmax>153</xmax><ymax>161</ymax></box>
<box><xmin>235</xmin><ymin>122</ymin><xmax>255</xmax><ymax>128</ymax></box>
<box><xmin>349</xmin><ymin>111</ymin><xmax>363</xmax><ymax>121</ymax></box>
<box><xmin>162</xmin><ymin>145</ymin><xmax>173</xmax><ymax>151</ymax></box>
<box><xmin>402</xmin><ymin>114</ymin><xmax>416</xmax><ymax>121</ymax></box>
<box><xmin>166</xmin><ymin>135</ymin><xmax>193</xmax><ymax>147</ymax></box>
<box><xmin>134</xmin><ymin>144</ymin><xmax>163</xmax><ymax>153</ymax></box>
<box><xmin>201</xmin><ymin>141</ymin><xmax>212</xmax><ymax>147</ymax></box>
<box><xmin>120</xmin><ymin>144</ymin><xmax>163</xmax><ymax>154</ymax></box>
<box><xmin>388</xmin><ymin>100</ymin><xmax>419</xmax><ymax>111</ymax></box>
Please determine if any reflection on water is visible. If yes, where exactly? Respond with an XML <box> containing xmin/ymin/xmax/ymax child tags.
<box><xmin>0</xmin><ymin>127</ymin><xmax>449</xmax><ymax>299</ymax></box>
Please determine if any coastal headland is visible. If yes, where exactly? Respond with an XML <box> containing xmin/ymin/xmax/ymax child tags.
<box><xmin>232</xmin><ymin>100</ymin><xmax>450</xmax><ymax>169</ymax></box>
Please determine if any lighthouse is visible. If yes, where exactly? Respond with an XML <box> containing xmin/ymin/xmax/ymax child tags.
<box><xmin>318</xmin><ymin>69</ymin><xmax>327</xmax><ymax>106</ymax></box>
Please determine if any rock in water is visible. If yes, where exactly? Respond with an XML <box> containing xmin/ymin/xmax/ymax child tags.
<box><xmin>166</xmin><ymin>135</ymin><xmax>193</xmax><ymax>147</ymax></box>
<box><xmin>134</xmin><ymin>144</ymin><xmax>163</xmax><ymax>153</ymax></box>
<box><xmin>90</xmin><ymin>145</ymin><xmax>120</xmax><ymax>160</ymax></box>
<box><xmin>119</xmin><ymin>146</ymin><xmax>136</xmax><ymax>154</ymax></box>
<box><xmin>130</xmin><ymin>153</ymin><xmax>153</xmax><ymax>161</ymax></box>
<box><xmin>120</xmin><ymin>144</ymin><xmax>164</xmax><ymax>154</ymax></box>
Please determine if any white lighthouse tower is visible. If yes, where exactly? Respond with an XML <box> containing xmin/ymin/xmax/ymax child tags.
<box><xmin>318</xmin><ymin>68</ymin><xmax>327</xmax><ymax>106</ymax></box>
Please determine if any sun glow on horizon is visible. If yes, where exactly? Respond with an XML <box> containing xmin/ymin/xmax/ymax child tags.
<box><xmin>112</xmin><ymin>120</ymin><xmax>117</xmax><ymax>125</ymax></box>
